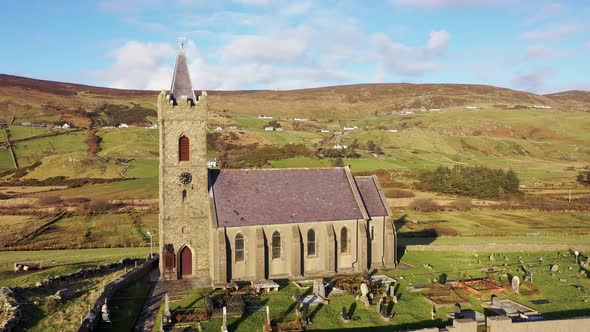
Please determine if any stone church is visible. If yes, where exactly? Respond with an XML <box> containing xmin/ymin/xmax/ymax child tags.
<box><xmin>158</xmin><ymin>44</ymin><xmax>397</xmax><ymax>284</ymax></box>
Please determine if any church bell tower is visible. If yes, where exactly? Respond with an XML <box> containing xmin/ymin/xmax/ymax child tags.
<box><xmin>158</xmin><ymin>41</ymin><xmax>210</xmax><ymax>281</ymax></box>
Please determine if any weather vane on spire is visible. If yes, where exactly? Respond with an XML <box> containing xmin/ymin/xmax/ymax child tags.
<box><xmin>178</xmin><ymin>37</ymin><xmax>186</xmax><ymax>49</ymax></box>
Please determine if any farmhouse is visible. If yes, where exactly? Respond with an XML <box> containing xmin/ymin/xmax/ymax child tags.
<box><xmin>158</xmin><ymin>43</ymin><xmax>397</xmax><ymax>283</ymax></box>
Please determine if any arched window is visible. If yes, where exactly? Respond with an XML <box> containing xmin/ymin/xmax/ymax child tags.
<box><xmin>340</xmin><ymin>227</ymin><xmax>349</xmax><ymax>254</ymax></box>
<box><xmin>182</xmin><ymin>189</ymin><xmax>187</xmax><ymax>203</ymax></box>
<box><xmin>235</xmin><ymin>233</ymin><xmax>245</xmax><ymax>262</ymax></box>
<box><xmin>271</xmin><ymin>231</ymin><xmax>281</xmax><ymax>259</ymax></box>
<box><xmin>179</xmin><ymin>135</ymin><xmax>190</xmax><ymax>161</ymax></box>
<box><xmin>307</xmin><ymin>229</ymin><xmax>316</xmax><ymax>257</ymax></box>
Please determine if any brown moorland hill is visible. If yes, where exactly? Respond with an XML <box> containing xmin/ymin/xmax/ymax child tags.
<box><xmin>0</xmin><ymin>74</ymin><xmax>589</xmax><ymax>122</ymax></box>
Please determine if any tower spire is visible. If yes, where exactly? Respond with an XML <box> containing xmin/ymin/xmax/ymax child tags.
<box><xmin>170</xmin><ymin>38</ymin><xmax>195</xmax><ymax>103</ymax></box>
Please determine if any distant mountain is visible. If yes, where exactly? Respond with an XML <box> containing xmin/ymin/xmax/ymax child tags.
<box><xmin>0</xmin><ymin>74</ymin><xmax>588</xmax><ymax>123</ymax></box>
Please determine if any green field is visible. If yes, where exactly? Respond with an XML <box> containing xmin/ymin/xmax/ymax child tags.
<box><xmin>13</xmin><ymin>131</ymin><xmax>87</xmax><ymax>166</ymax></box>
<box><xmin>6</xmin><ymin>125</ymin><xmax>53</xmax><ymax>140</ymax></box>
<box><xmin>395</xmin><ymin>210</ymin><xmax>590</xmax><ymax>238</ymax></box>
<box><xmin>0</xmin><ymin>247</ymin><xmax>150</xmax><ymax>287</ymax></box>
<box><xmin>97</xmin><ymin>127</ymin><xmax>159</xmax><ymax>159</ymax></box>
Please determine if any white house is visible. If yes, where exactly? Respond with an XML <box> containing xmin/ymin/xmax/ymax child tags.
<box><xmin>118</xmin><ymin>123</ymin><xmax>129</xmax><ymax>128</ymax></box>
<box><xmin>388</xmin><ymin>129</ymin><xmax>398</xmax><ymax>133</ymax></box>
<box><xmin>333</xmin><ymin>144</ymin><xmax>348</xmax><ymax>149</ymax></box>
<box><xmin>400</xmin><ymin>110</ymin><xmax>414</xmax><ymax>115</ymax></box>
<box><xmin>466</xmin><ymin>106</ymin><xmax>477</xmax><ymax>110</ymax></box>
<box><xmin>429</xmin><ymin>108</ymin><xmax>441</xmax><ymax>111</ymax></box>
<box><xmin>102</xmin><ymin>126</ymin><xmax>115</xmax><ymax>129</ymax></box>
<box><xmin>293</xmin><ymin>118</ymin><xmax>306</xmax><ymax>122</ymax></box>
<box><xmin>147</xmin><ymin>123</ymin><xmax>159</xmax><ymax>129</ymax></box>
<box><xmin>343</xmin><ymin>126</ymin><xmax>358</xmax><ymax>131</ymax></box>
<box><xmin>62</xmin><ymin>123</ymin><xmax>71</xmax><ymax>129</ymax></box>
<box><xmin>214</xmin><ymin>126</ymin><xmax>223</xmax><ymax>131</ymax></box>
<box><xmin>264</xmin><ymin>126</ymin><xmax>274</xmax><ymax>131</ymax></box>
<box><xmin>320</xmin><ymin>129</ymin><xmax>331</xmax><ymax>133</ymax></box>
<box><xmin>259</xmin><ymin>115</ymin><xmax>273</xmax><ymax>119</ymax></box>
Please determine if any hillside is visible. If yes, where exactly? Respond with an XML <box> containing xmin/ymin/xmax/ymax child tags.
<box><xmin>1</xmin><ymin>74</ymin><xmax>590</xmax><ymax>125</ymax></box>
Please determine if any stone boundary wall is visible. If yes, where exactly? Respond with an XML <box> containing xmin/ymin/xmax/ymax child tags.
<box><xmin>0</xmin><ymin>288</ymin><xmax>20</xmax><ymax>332</ymax></box>
<box><xmin>0</xmin><ymin>257</ymin><xmax>149</xmax><ymax>332</ymax></box>
<box><xmin>78</xmin><ymin>255</ymin><xmax>159</xmax><ymax>332</ymax></box>
<box><xmin>411</xmin><ymin>316</ymin><xmax>590</xmax><ymax>332</ymax></box>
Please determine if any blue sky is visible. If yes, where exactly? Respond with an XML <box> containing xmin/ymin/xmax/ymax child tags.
<box><xmin>0</xmin><ymin>0</ymin><xmax>588</xmax><ymax>93</ymax></box>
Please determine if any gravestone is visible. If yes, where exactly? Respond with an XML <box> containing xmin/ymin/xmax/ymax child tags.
<box><xmin>551</xmin><ymin>264</ymin><xmax>559</xmax><ymax>272</ymax></box>
<box><xmin>526</xmin><ymin>269</ymin><xmax>534</xmax><ymax>283</ymax></box>
<box><xmin>294</xmin><ymin>289</ymin><xmax>301</xmax><ymax>303</ymax></box>
<box><xmin>511</xmin><ymin>276</ymin><xmax>520</xmax><ymax>294</ymax></box>
<box><xmin>584</xmin><ymin>256</ymin><xmax>590</xmax><ymax>268</ymax></box>
<box><xmin>265</xmin><ymin>306</ymin><xmax>271</xmax><ymax>330</ymax></box>
<box><xmin>163</xmin><ymin>293</ymin><xmax>171</xmax><ymax>323</ymax></box>
<box><xmin>389</xmin><ymin>284</ymin><xmax>396</xmax><ymax>298</ymax></box>
<box><xmin>431</xmin><ymin>305</ymin><xmax>436</xmax><ymax>320</ymax></box>
<box><xmin>360</xmin><ymin>283</ymin><xmax>369</xmax><ymax>298</ymax></box>
<box><xmin>454</xmin><ymin>303</ymin><xmax>464</xmax><ymax>319</ymax></box>
<box><xmin>317</xmin><ymin>282</ymin><xmax>326</xmax><ymax>299</ymax></box>
<box><xmin>221</xmin><ymin>306</ymin><xmax>228</xmax><ymax>332</ymax></box>
<box><xmin>380</xmin><ymin>299</ymin><xmax>389</xmax><ymax>319</ymax></box>
<box><xmin>377</xmin><ymin>297</ymin><xmax>384</xmax><ymax>313</ymax></box>
<box><xmin>574</xmin><ymin>251</ymin><xmax>579</xmax><ymax>263</ymax></box>
<box><xmin>341</xmin><ymin>307</ymin><xmax>349</xmax><ymax>322</ymax></box>
<box><xmin>101</xmin><ymin>300</ymin><xmax>111</xmax><ymax>323</ymax></box>
<box><xmin>492</xmin><ymin>295</ymin><xmax>500</xmax><ymax>307</ymax></box>
<box><xmin>489</xmin><ymin>254</ymin><xmax>495</xmax><ymax>261</ymax></box>
<box><xmin>439</xmin><ymin>273</ymin><xmax>448</xmax><ymax>285</ymax></box>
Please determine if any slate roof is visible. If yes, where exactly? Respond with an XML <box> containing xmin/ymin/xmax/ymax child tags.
<box><xmin>210</xmin><ymin>168</ymin><xmax>370</xmax><ymax>227</ymax></box>
<box><xmin>170</xmin><ymin>46</ymin><xmax>196</xmax><ymax>102</ymax></box>
<box><xmin>354</xmin><ymin>176</ymin><xmax>388</xmax><ymax>217</ymax></box>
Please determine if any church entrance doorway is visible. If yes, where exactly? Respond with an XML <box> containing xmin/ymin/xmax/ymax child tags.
<box><xmin>180</xmin><ymin>246</ymin><xmax>193</xmax><ymax>277</ymax></box>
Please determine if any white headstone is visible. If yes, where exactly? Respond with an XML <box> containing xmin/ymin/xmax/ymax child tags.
<box><xmin>511</xmin><ymin>276</ymin><xmax>520</xmax><ymax>294</ymax></box>
<box><xmin>221</xmin><ymin>306</ymin><xmax>228</xmax><ymax>332</ymax></box>
<box><xmin>360</xmin><ymin>283</ymin><xmax>369</xmax><ymax>297</ymax></box>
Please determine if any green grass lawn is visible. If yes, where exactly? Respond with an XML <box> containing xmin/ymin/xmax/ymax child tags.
<box><xmin>395</xmin><ymin>210</ymin><xmax>590</xmax><ymax>238</ymax></box>
<box><xmin>0</xmin><ymin>247</ymin><xmax>150</xmax><ymax>287</ymax></box>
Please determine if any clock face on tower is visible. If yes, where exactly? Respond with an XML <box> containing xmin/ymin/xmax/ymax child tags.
<box><xmin>179</xmin><ymin>172</ymin><xmax>192</xmax><ymax>185</ymax></box>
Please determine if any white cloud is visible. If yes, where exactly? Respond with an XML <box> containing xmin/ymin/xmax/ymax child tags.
<box><xmin>372</xmin><ymin>30</ymin><xmax>450</xmax><ymax>76</ymax></box>
<box><xmin>94</xmin><ymin>39</ymin><xmax>358</xmax><ymax>91</ymax></box>
<box><xmin>510</xmin><ymin>67</ymin><xmax>555</xmax><ymax>93</ymax></box>
<box><xmin>523</xmin><ymin>44</ymin><xmax>569</xmax><ymax>60</ymax></box>
<box><xmin>522</xmin><ymin>22</ymin><xmax>584</xmax><ymax>41</ymax></box>
<box><xmin>390</xmin><ymin>0</ymin><xmax>506</xmax><ymax>9</ymax></box>
<box><xmin>219</xmin><ymin>32</ymin><xmax>309</xmax><ymax>64</ymax></box>
<box><xmin>92</xmin><ymin>40</ymin><xmax>175</xmax><ymax>90</ymax></box>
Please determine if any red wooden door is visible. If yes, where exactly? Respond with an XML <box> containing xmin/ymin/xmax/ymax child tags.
<box><xmin>180</xmin><ymin>247</ymin><xmax>192</xmax><ymax>276</ymax></box>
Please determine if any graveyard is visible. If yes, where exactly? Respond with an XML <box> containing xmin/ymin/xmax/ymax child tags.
<box><xmin>146</xmin><ymin>250</ymin><xmax>590</xmax><ymax>331</ymax></box>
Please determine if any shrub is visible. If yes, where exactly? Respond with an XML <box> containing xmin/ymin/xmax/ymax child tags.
<box><xmin>86</xmin><ymin>199</ymin><xmax>116</xmax><ymax>215</ymax></box>
<box><xmin>384</xmin><ymin>189</ymin><xmax>415</xmax><ymax>198</ymax></box>
<box><xmin>453</xmin><ymin>197</ymin><xmax>473</xmax><ymax>211</ymax></box>
<box><xmin>409</xmin><ymin>198</ymin><xmax>440</xmax><ymax>212</ymax></box>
